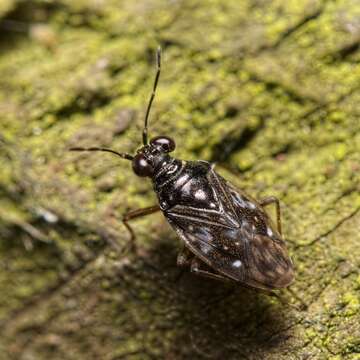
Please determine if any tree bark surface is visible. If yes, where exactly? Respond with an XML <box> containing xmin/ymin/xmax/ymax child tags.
<box><xmin>0</xmin><ymin>1</ymin><xmax>359</xmax><ymax>359</ymax></box>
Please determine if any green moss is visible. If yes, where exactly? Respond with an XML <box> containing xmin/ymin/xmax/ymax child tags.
<box><xmin>341</xmin><ymin>292</ymin><xmax>360</xmax><ymax>317</ymax></box>
<box><xmin>0</xmin><ymin>0</ymin><xmax>359</xmax><ymax>359</ymax></box>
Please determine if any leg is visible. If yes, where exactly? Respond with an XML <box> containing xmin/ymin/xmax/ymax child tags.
<box><xmin>122</xmin><ymin>205</ymin><xmax>160</xmax><ymax>253</ymax></box>
<box><xmin>286</xmin><ymin>286</ymin><xmax>308</xmax><ymax>310</ymax></box>
<box><xmin>234</xmin><ymin>282</ymin><xmax>306</xmax><ymax>311</ymax></box>
<box><xmin>259</xmin><ymin>196</ymin><xmax>282</xmax><ymax>235</ymax></box>
<box><xmin>190</xmin><ymin>258</ymin><xmax>232</xmax><ymax>283</ymax></box>
<box><xmin>186</xmin><ymin>256</ymin><xmax>306</xmax><ymax>310</ymax></box>
<box><xmin>175</xmin><ymin>246</ymin><xmax>195</xmax><ymax>282</ymax></box>
<box><xmin>177</xmin><ymin>246</ymin><xmax>194</xmax><ymax>267</ymax></box>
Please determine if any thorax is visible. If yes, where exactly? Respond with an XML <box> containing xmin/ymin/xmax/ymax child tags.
<box><xmin>153</xmin><ymin>160</ymin><xmax>217</xmax><ymax>211</ymax></box>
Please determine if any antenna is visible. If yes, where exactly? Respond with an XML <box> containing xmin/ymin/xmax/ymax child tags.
<box><xmin>69</xmin><ymin>147</ymin><xmax>133</xmax><ymax>160</ymax></box>
<box><xmin>142</xmin><ymin>46</ymin><xmax>162</xmax><ymax>145</ymax></box>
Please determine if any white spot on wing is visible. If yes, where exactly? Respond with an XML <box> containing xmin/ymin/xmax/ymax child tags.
<box><xmin>232</xmin><ymin>260</ymin><xmax>242</xmax><ymax>268</ymax></box>
<box><xmin>187</xmin><ymin>234</ymin><xmax>197</xmax><ymax>242</ymax></box>
<box><xmin>195</xmin><ymin>189</ymin><xmax>206</xmax><ymax>200</ymax></box>
<box><xmin>38</xmin><ymin>208</ymin><xmax>58</xmax><ymax>223</ymax></box>
<box><xmin>235</xmin><ymin>194</ymin><xmax>247</xmax><ymax>207</ymax></box>
<box><xmin>248</xmin><ymin>202</ymin><xmax>256</xmax><ymax>209</ymax></box>
<box><xmin>267</xmin><ymin>227</ymin><xmax>274</xmax><ymax>237</ymax></box>
<box><xmin>182</xmin><ymin>181</ymin><xmax>192</xmax><ymax>194</ymax></box>
<box><xmin>175</xmin><ymin>174</ymin><xmax>189</xmax><ymax>187</ymax></box>
<box><xmin>200</xmin><ymin>242</ymin><xmax>212</xmax><ymax>254</ymax></box>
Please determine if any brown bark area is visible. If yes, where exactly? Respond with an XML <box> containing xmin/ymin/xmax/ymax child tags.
<box><xmin>0</xmin><ymin>1</ymin><xmax>359</xmax><ymax>359</ymax></box>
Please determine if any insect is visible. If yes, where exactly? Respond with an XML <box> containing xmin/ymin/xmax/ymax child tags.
<box><xmin>70</xmin><ymin>47</ymin><xmax>294</xmax><ymax>291</ymax></box>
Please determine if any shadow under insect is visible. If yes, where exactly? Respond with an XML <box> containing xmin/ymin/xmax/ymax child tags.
<box><xmin>111</xmin><ymin>230</ymin><xmax>293</xmax><ymax>359</ymax></box>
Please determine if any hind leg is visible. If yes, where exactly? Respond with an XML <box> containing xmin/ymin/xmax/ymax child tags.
<box><xmin>190</xmin><ymin>258</ymin><xmax>232</xmax><ymax>283</ymax></box>
<box><xmin>259</xmin><ymin>196</ymin><xmax>282</xmax><ymax>235</ymax></box>
<box><xmin>176</xmin><ymin>248</ymin><xmax>230</xmax><ymax>282</ymax></box>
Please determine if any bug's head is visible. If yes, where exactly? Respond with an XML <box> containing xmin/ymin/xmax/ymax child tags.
<box><xmin>69</xmin><ymin>47</ymin><xmax>178</xmax><ymax>179</ymax></box>
<box><xmin>149</xmin><ymin>135</ymin><xmax>176</xmax><ymax>153</ymax></box>
<box><xmin>132</xmin><ymin>135</ymin><xmax>176</xmax><ymax>177</ymax></box>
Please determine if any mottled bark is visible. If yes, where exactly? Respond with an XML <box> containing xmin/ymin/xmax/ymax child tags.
<box><xmin>0</xmin><ymin>1</ymin><xmax>359</xmax><ymax>359</ymax></box>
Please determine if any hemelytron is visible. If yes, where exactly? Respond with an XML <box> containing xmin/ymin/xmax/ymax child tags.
<box><xmin>71</xmin><ymin>47</ymin><xmax>294</xmax><ymax>291</ymax></box>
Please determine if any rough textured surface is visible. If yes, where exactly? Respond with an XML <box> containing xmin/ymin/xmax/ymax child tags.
<box><xmin>0</xmin><ymin>1</ymin><xmax>359</xmax><ymax>359</ymax></box>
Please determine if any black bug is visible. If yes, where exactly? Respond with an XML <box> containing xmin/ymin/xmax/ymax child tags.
<box><xmin>70</xmin><ymin>47</ymin><xmax>294</xmax><ymax>291</ymax></box>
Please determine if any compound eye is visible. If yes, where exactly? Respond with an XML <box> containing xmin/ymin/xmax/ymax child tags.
<box><xmin>132</xmin><ymin>153</ymin><xmax>153</xmax><ymax>177</ymax></box>
<box><xmin>150</xmin><ymin>136</ymin><xmax>176</xmax><ymax>153</ymax></box>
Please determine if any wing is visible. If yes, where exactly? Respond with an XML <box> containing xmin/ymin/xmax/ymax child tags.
<box><xmin>165</xmin><ymin>168</ymin><xmax>294</xmax><ymax>290</ymax></box>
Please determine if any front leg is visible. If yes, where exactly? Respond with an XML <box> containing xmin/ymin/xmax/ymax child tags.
<box><xmin>122</xmin><ymin>205</ymin><xmax>160</xmax><ymax>253</ymax></box>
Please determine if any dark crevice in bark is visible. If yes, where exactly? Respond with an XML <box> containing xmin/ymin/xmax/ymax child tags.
<box><xmin>256</xmin><ymin>5</ymin><xmax>326</xmax><ymax>53</ymax></box>
<box><xmin>298</xmin><ymin>206</ymin><xmax>360</xmax><ymax>248</ymax></box>
<box><xmin>326</xmin><ymin>38</ymin><xmax>360</xmax><ymax>63</ymax></box>
<box><xmin>54</xmin><ymin>92</ymin><xmax>114</xmax><ymax>119</ymax></box>
<box><xmin>209</xmin><ymin>118</ymin><xmax>265</xmax><ymax>164</ymax></box>
<box><xmin>247</xmin><ymin>72</ymin><xmax>317</xmax><ymax>105</ymax></box>
<box><xmin>0</xmin><ymin>231</ymin><xmax>109</xmax><ymax>333</ymax></box>
<box><xmin>297</xmin><ymin>85</ymin><xmax>359</xmax><ymax>122</ymax></box>
<box><xmin>271</xmin><ymin>7</ymin><xmax>324</xmax><ymax>49</ymax></box>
